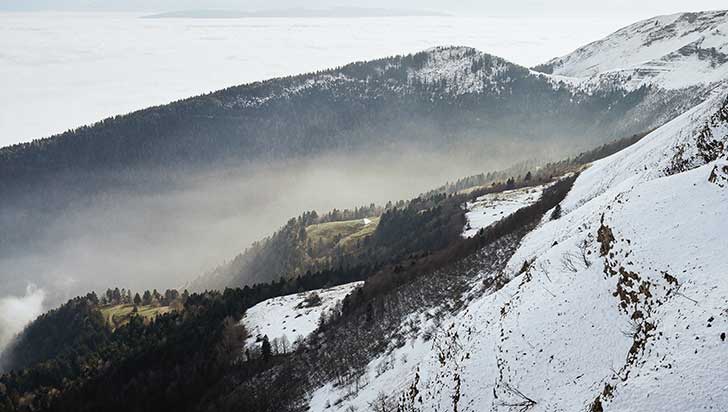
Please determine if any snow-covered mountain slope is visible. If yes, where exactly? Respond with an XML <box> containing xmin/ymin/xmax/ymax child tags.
<box><xmin>409</xmin><ymin>46</ymin><xmax>522</xmax><ymax>95</ymax></box>
<box><xmin>242</xmin><ymin>281</ymin><xmax>363</xmax><ymax>350</ymax></box>
<box><xmin>307</xmin><ymin>89</ymin><xmax>728</xmax><ymax>411</ymax></box>
<box><xmin>538</xmin><ymin>10</ymin><xmax>728</xmax><ymax>91</ymax></box>
<box><xmin>225</xmin><ymin>46</ymin><xmax>530</xmax><ymax>109</ymax></box>
<box><xmin>462</xmin><ymin>184</ymin><xmax>549</xmax><ymax>238</ymax></box>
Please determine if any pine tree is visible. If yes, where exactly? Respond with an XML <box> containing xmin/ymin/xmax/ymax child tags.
<box><xmin>261</xmin><ymin>335</ymin><xmax>272</xmax><ymax>361</ymax></box>
<box><xmin>112</xmin><ymin>288</ymin><xmax>121</xmax><ymax>304</ymax></box>
<box><xmin>142</xmin><ymin>290</ymin><xmax>152</xmax><ymax>305</ymax></box>
<box><xmin>86</xmin><ymin>292</ymin><xmax>99</xmax><ymax>305</ymax></box>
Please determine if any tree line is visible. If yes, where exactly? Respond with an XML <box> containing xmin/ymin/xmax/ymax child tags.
<box><xmin>97</xmin><ymin>287</ymin><xmax>188</xmax><ymax>308</ymax></box>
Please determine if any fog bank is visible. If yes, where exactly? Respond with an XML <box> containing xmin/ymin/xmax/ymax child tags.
<box><xmin>0</xmin><ymin>284</ymin><xmax>45</xmax><ymax>361</ymax></box>
<box><xmin>1</xmin><ymin>145</ymin><xmax>552</xmax><ymax>308</ymax></box>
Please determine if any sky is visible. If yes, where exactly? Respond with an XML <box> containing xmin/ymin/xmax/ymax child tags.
<box><xmin>0</xmin><ymin>0</ymin><xmax>726</xmax><ymax>17</ymax></box>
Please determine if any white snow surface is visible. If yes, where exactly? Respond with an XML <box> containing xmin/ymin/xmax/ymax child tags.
<box><xmin>242</xmin><ymin>281</ymin><xmax>362</xmax><ymax>348</ymax></box>
<box><xmin>541</xmin><ymin>10</ymin><xmax>728</xmax><ymax>91</ymax></box>
<box><xmin>308</xmin><ymin>89</ymin><xmax>728</xmax><ymax>411</ymax></box>
<box><xmin>462</xmin><ymin>184</ymin><xmax>547</xmax><ymax>238</ymax></box>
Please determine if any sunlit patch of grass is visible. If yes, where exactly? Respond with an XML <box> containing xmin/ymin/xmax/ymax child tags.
<box><xmin>100</xmin><ymin>304</ymin><xmax>173</xmax><ymax>330</ymax></box>
<box><xmin>306</xmin><ymin>217</ymin><xmax>380</xmax><ymax>251</ymax></box>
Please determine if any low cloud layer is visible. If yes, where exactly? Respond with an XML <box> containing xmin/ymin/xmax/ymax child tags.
<box><xmin>0</xmin><ymin>284</ymin><xmax>46</xmax><ymax>358</ymax></box>
<box><xmin>0</xmin><ymin>143</ymin><xmax>555</xmax><ymax>310</ymax></box>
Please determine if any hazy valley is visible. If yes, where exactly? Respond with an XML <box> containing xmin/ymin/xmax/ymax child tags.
<box><xmin>1</xmin><ymin>7</ymin><xmax>727</xmax><ymax>412</ymax></box>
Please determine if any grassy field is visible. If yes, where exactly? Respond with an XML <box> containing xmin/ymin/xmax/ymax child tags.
<box><xmin>336</xmin><ymin>217</ymin><xmax>380</xmax><ymax>250</ymax></box>
<box><xmin>306</xmin><ymin>217</ymin><xmax>380</xmax><ymax>252</ymax></box>
<box><xmin>100</xmin><ymin>304</ymin><xmax>173</xmax><ymax>330</ymax></box>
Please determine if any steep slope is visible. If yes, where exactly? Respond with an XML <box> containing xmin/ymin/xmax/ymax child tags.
<box><xmin>242</xmin><ymin>281</ymin><xmax>363</xmax><ymax>351</ymax></box>
<box><xmin>307</xmin><ymin>88</ymin><xmax>728</xmax><ymax>411</ymax></box>
<box><xmin>537</xmin><ymin>10</ymin><xmax>728</xmax><ymax>92</ymax></box>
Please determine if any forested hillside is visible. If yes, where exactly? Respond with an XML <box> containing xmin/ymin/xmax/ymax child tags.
<box><xmin>0</xmin><ymin>47</ymin><xmax>670</xmax><ymax>187</ymax></box>
<box><xmin>2</xmin><ymin>46</ymin><xmax>680</xmax><ymax>305</ymax></box>
<box><xmin>2</xmin><ymin>41</ymin><xmax>710</xmax><ymax>313</ymax></box>
<box><xmin>0</xmin><ymin>164</ymin><xmax>577</xmax><ymax>411</ymax></box>
<box><xmin>192</xmin><ymin>133</ymin><xmax>644</xmax><ymax>291</ymax></box>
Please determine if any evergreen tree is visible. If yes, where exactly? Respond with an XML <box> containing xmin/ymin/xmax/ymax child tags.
<box><xmin>261</xmin><ymin>335</ymin><xmax>272</xmax><ymax>361</ymax></box>
<box><xmin>142</xmin><ymin>290</ymin><xmax>152</xmax><ymax>305</ymax></box>
<box><xmin>86</xmin><ymin>292</ymin><xmax>99</xmax><ymax>305</ymax></box>
<box><xmin>112</xmin><ymin>288</ymin><xmax>121</xmax><ymax>304</ymax></box>
<box><xmin>163</xmin><ymin>289</ymin><xmax>179</xmax><ymax>305</ymax></box>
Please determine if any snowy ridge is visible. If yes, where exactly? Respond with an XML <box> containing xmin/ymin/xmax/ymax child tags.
<box><xmin>242</xmin><ymin>281</ymin><xmax>363</xmax><ymax>350</ymax></box>
<box><xmin>223</xmin><ymin>46</ymin><xmax>536</xmax><ymax>110</ymax></box>
<box><xmin>409</xmin><ymin>46</ymin><xmax>522</xmax><ymax>95</ymax></box>
<box><xmin>539</xmin><ymin>10</ymin><xmax>728</xmax><ymax>91</ymax></box>
<box><xmin>308</xmin><ymin>88</ymin><xmax>728</xmax><ymax>411</ymax></box>
<box><xmin>224</xmin><ymin>73</ymin><xmax>354</xmax><ymax>109</ymax></box>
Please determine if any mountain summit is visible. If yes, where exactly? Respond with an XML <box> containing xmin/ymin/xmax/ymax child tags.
<box><xmin>536</xmin><ymin>10</ymin><xmax>728</xmax><ymax>91</ymax></box>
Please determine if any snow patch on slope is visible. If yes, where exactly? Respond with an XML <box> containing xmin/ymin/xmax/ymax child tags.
<box><xmin>242</xmin><ymin>281</ymin><xmax>363</xmax><ymax>349</ymax></box>
<box><xmin>410</xmin><ymin>46</ymin><xmax>521</xmax><ymax>95</ymax></box>
<box><xmin>309</xmin><ymin>312</ymin><xmax>437</xmax><ymax>411</ymax></box>
<box><xmin>462</xmin><ymin>184</ymin><xmax>547</xmax><ymax>238</ymax></box>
